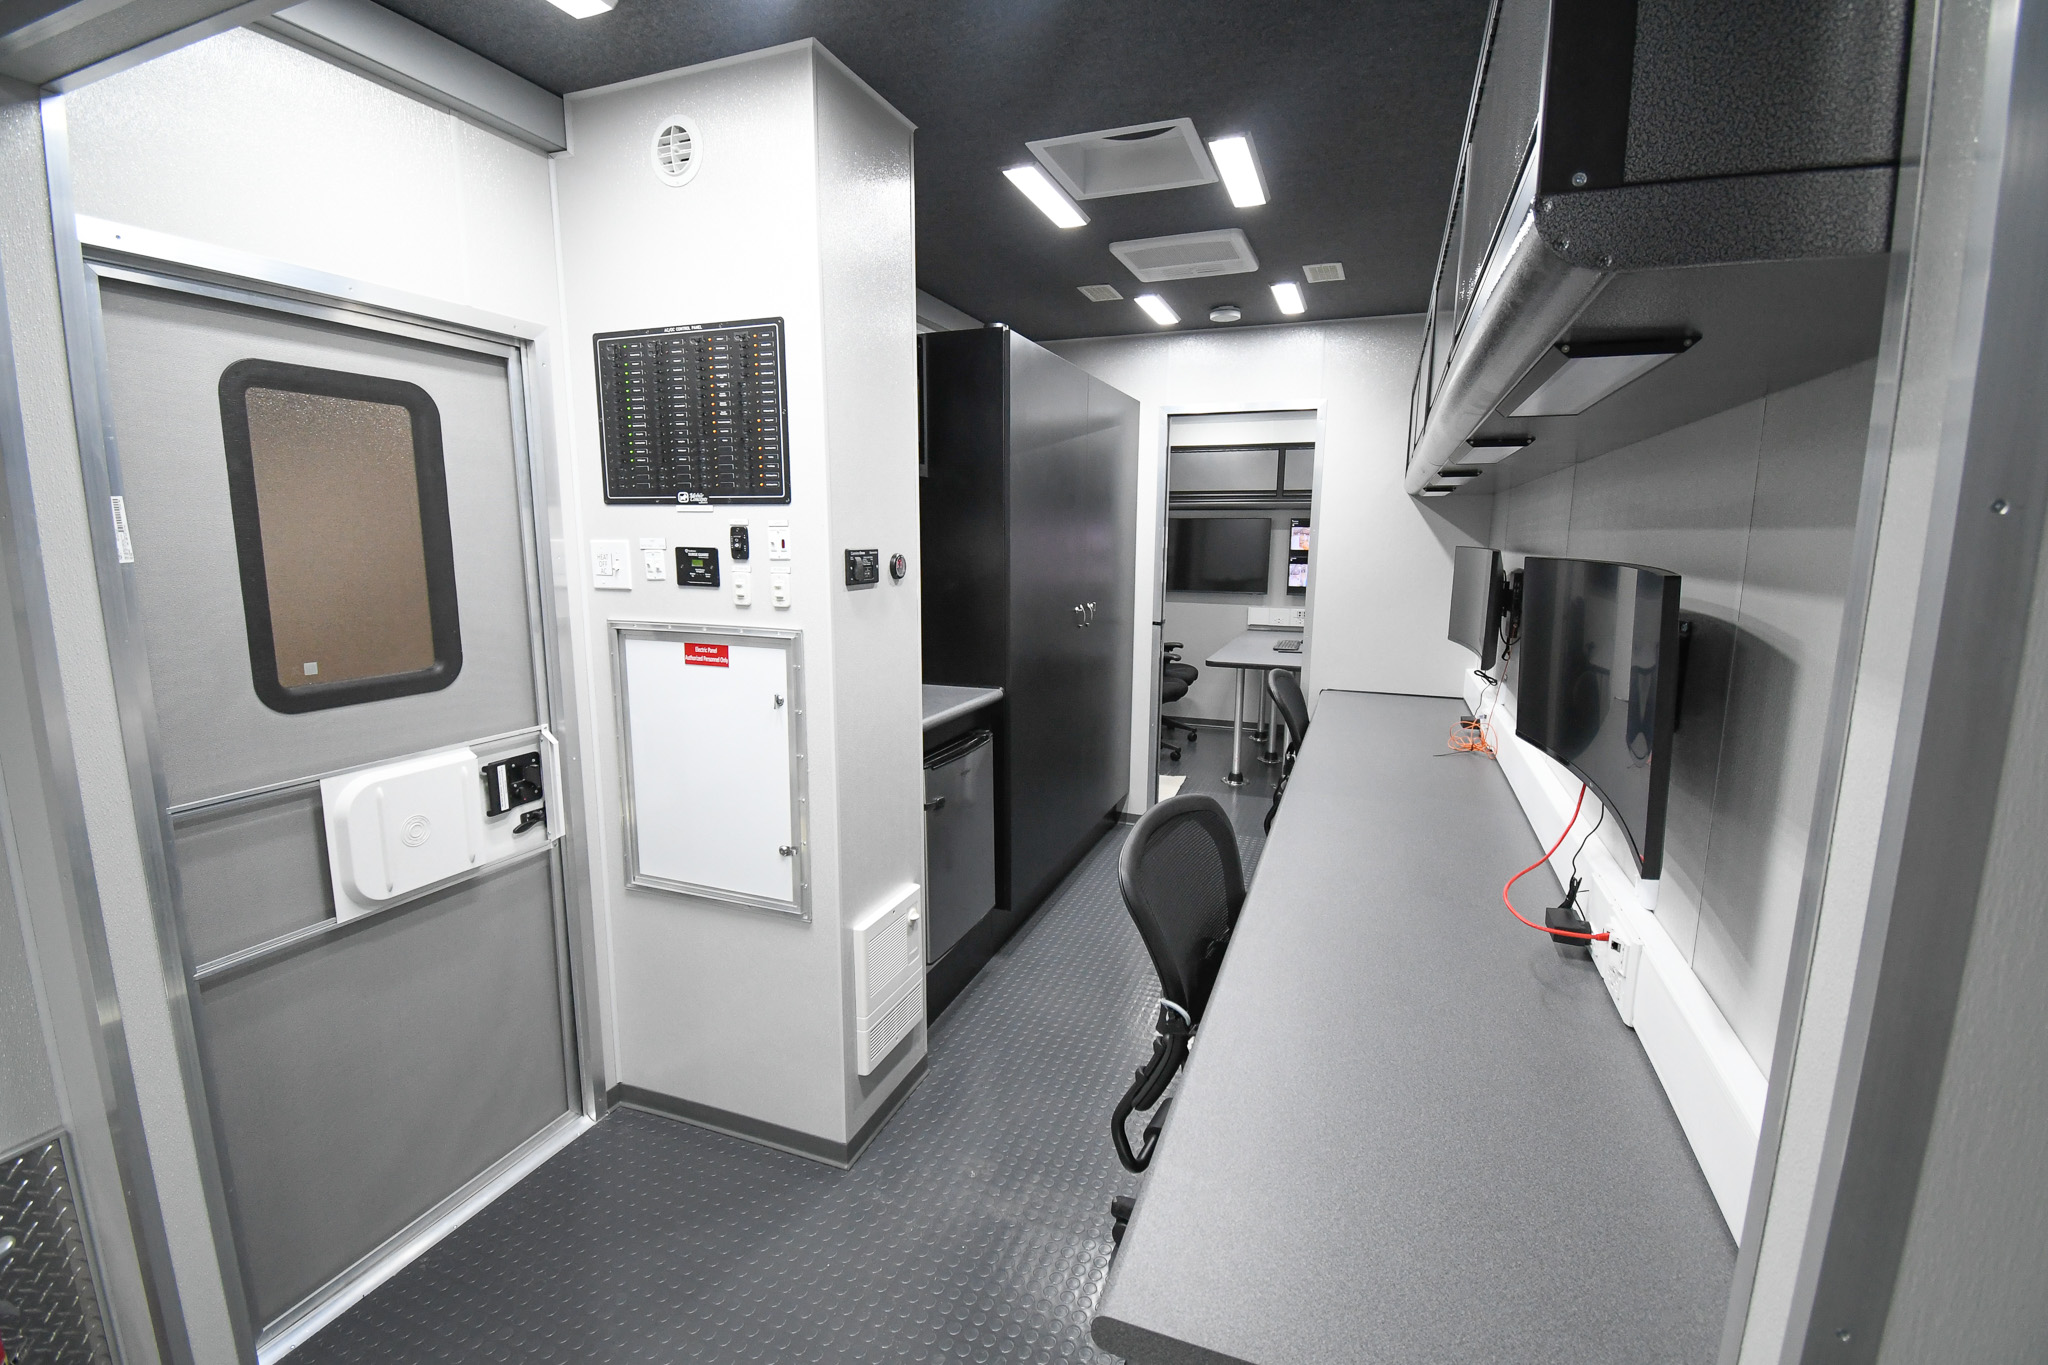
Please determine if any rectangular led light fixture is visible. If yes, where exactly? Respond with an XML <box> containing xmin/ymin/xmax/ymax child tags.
<box><xmin>1135</xmin><ymin>294</ymin><xmax>1180</xmax><ymax>326</ymax></box>
<box><xmin>1461</xmin><ymin>436</ymin><xmax>1532</xmax><ymax>466</ymax></box>
<box><xmin>547</xmin><ymin>0</ymin><xmax>617</xmax><ymax>15</ymax></box>
<box><xmin>1270</xmin><ymin>281</ymin><xmax>1305</xmax><ymax>315</ymax></box>
<box><xmin>1208</xmin><ymin>134</ymin><xmax>1268</xmax><ymax>208</ymax></box>
<box><xmin>1004</xmin><ymin>165</ymin><xmax>1089</xmax><ymax>229</ymax></box>
<box><xmin>1507</xmin><ymin>338</ymin><xmax>1695</xmax><ymax>417</ymax></box>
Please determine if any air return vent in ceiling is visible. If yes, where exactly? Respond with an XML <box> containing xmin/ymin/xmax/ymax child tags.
<box><xmin>1303</xmin><ymin>262</ymin><xmax>1346</xmax><ymax>283</ymax></box>
<box><xmin>1110</xmin><ymin>229</ymin><xmax>1259</xmax><ymax>283</ymax></box>
<box><xmin>1078</xmin><ymin>284</ymin><xmax>1124</xmax><ymax>302</ymax></box>
<box><xmin>651</xmin><ymin>115</ymin><xmax>700</xmax><ymax>186</ymax></box>
<box><xmin>1027</xmin><ymin>118</ymin><xmax>1218</xmax><ymax>200</ymax></box>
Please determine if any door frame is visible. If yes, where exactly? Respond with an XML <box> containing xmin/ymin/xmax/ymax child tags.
<box><xmin>44</xmin><ymin>166</ymin><xmax>604</xmax><ymax>1363</ymax></box>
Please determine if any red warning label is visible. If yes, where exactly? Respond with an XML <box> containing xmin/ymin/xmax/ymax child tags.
<box><xmin>683</xmin><ymin>643</ymin><xmax>730</xmax><ymax>667</ymax></box>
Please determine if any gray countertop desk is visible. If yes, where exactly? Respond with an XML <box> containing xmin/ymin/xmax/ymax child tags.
<box><xmin>1093</xmin><ymin>690</ymin><xmax>1734</xmax><ymax>1365</ymax></box>
<box><xmin>921</xmin><ymin>684</ymin><xmax>1003</xmax><ymax>732</ymax></box>
<box><xmin>1202</xmin><ymin>630</ymin><xmax>1304</xmax><ymax>785</ymax></box>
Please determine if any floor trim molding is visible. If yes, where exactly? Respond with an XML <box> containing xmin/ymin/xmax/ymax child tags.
<box><xmin>608</xmin><ymin>1056</ymin><xmax>929</xmax><ymax>1170</ymax></box>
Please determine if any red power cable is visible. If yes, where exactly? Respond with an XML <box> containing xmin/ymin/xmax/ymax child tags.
<box><xmin>1502</xmin><ymin>782</ymin><xmax>1610</xmax><ymax>943</ymax></box>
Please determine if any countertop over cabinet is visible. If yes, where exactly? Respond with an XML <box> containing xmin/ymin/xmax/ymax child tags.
<box><xmin>1093</xmin><ymin>690</ymin><xmax>1734</xmax><ymax>1365</ymax></box>
<box><xmin>921</xmin><ymin>684</ymin><xmax>1003</xmax><ymax>733</ymax></box>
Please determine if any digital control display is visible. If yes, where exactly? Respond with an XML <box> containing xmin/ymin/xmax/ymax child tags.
<box><xmin>845</xmin><ymin>548</ymin><xmax>879</xmax><ymax>588</ymax></box>
<box><xmin>594</xmin><ymin>318</ymin><xmax>791</xmax><ymax>505</ymax></box>
<box><xmin>677</xmin><ymin>546</ymin><xmax>721</xmax><ymax>587</ymax></box>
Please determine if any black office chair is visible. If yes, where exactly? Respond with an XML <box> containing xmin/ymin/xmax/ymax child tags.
<box><xmin>1111</xmin><ymin>795</ymin><xmax>1247</xmax><ymax>1175</ymax></box>
<box><xmin>1159</xmin><ymin>642</ymin><xmax>1201</xmax><ymax>758</ymax></box>
<box><xmin>1263</xmin><ymin>670</ymin><xmax>1310</xmax><ymax>834</ymax></box>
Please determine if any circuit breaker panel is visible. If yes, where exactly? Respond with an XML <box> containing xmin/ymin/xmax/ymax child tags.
<box><xmin>594</xmin><ymin>317</ymin><xmax>791</xmax><ymax>504</ymax></box>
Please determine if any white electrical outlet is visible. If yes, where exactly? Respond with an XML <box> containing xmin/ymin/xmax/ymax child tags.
<box><xmin>1248</xmin><ymin>606</ymin><xmax>1306</xmax><ymax>629</ymax></box>
<box><xmin>770</xmin><ymin>571</ymin><xmax>791</xmax><ymax>607</ymax></box>
<box><xmin>732</xmin><ymin>570</ymin><xmax>752</xmax><ymax>606</ymax></box>
<box><xmin>640</xmin><ymin>537</ymin><xmax>668</xmax><ymax>582</ymax></box>
<box><xmin>1580</xmin><ymin>877</ymin><xmax>1642</xmax><ymax>1026</ymax></box>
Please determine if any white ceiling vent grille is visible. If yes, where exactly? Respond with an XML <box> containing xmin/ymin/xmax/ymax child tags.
<box><xmin>1303</xmin><ymin>262</ymin><xmax>1347</xmax><ymax>283</ymax></box>
<box><xmin>1027</xmin><ymin>118</ymin><xmax>1217</xmax><ymax>200</ymax></box>
<box><xmin>1077</xmin><ymin>284</ymin><xmax>1124</xmax><ymax>302</ymax></box>
<box><xmin>1110</xmin><ymin>229</ymin><xmax>1259</xmax><ymax>283</ymax></box>
<box><xmin>651</xmin><ymin>116</ymin><xmax>701</xmax><ymax>187</ymax></box>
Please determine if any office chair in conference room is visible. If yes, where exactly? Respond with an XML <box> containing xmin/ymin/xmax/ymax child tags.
<box><xmin>1111</xmin><ymin>794</ymin><xmax>1247</xmax><ymax>1176</ymax></box>
<box><xmin>1263</xmin><ymin>670</ymin><xmax>1311</xmax><ymax>834</ymax></box>
<box><xmin>1159</xmin><ymin>642</ymin><xmax>1201</xmax><ymax>759</ymax></box>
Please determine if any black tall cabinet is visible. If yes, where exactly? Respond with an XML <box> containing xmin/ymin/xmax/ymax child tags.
<box><xmin>920</xmin><ymin>326</ymin><xmax>1138</xmax><ymax>921</ymax></box>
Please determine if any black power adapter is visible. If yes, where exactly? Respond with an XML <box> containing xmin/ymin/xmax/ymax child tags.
<box><xmin>1544</xmin><ymin>875</ymin><xmax>1595</xmax><ymax>955</ymax></box>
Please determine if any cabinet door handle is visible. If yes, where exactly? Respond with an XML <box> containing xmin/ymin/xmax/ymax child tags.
<box><xmin>1075</xmin><ymin>603</ymin><xmax>1087</xmax><ymax>627</ymax></box>
<box><xmin>1085</xmin><ymin>601</ymin><xmax>1097</xmax><ymax>626</ymax></box>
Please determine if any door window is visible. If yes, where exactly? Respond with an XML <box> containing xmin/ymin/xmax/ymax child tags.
<box><xmin>218</xmin><ymin>360</ymin><xmax>462</xmax><ymax>712</ymax></box>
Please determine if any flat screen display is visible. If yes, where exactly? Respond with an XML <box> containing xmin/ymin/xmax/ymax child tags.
<box><xmin>1167</xmin><ymin>517</ymin><xmax>1271</xmax><ymax>594</ymax></box>
<box><xmin>1447</xmin><ymin>546</ymin><xmax>1504</xmax><ymax>670</ymax></box>
<box><xmin>1287</xmin><ymin>561</ymin><xmax>1309</xmax><ymax>589</ymax></box>
<box><xmin>1513</xmin><ymin>556</ymin><xmax>1683</xmax><ymax>880</ymax></box>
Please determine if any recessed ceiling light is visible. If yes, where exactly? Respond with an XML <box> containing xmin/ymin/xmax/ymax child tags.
<box><xmin>1303</xmin><ymin>262</ymin><xmax>1346</xmax><ymax>283</ymax></box>
<box><xmin>1207</xmin><ymin>134</ymin><xmax>1268</xmax><ymax>208</ymax></box>
<box><xmin>1078</xmin><ymin>284</ymin><xmax>1123</xmax><ymax>302</ymax></box>
<box><xmin>1270</xmin><ymin>281</ymin><xmax>1305</xmax><ymax>315</ymax></box>
<box><xmin>547</xmin><ymin>0</ymin><xmax>617</xmax><ymax>15</ymax></box>
<box><xmin>1135</xmin><ymin>294</ymin><xmax>1180</xmax><ymax>326</ymax></box>
<box><xmin>1004</xmin><ymin>165</ymin><xmax>1089</xmax><ymax>229</ymax></box>
<box><xmin>1209</xmin><ymin>304</ymin><xmax>1242</xmax><ymax>323</ymax></box>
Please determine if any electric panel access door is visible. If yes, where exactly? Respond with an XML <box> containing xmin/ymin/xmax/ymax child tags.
<box><xmin>90</xmin><ymin>273</ymin><xmax>578</xmax><ymax>1346</ymax></box>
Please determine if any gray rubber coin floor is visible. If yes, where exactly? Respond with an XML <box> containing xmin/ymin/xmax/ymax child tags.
<box><xmin>294</xmin><ymin>817</ymin><xmax>1262</xmax><ymax>1364</ymax></box>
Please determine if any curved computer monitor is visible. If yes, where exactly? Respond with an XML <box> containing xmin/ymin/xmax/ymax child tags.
<box><xmin>1447</xmin><ymin>545</ymin><xmax>1507</xmax><ymax>671</ymax></box>
<box><xmin>1513</xmin><ymin>556</ymin><xmax>1683</xmax><ymax>881</ymax></box>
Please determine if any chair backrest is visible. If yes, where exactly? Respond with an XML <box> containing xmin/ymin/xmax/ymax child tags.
<box><xmin>1267</xmin><ymin>669</ymin><xmax>1310</xmax><ymax>755</ymax></box>
<box><xmin>1119</xmin><ymin>795</ymin><xmax>1246</xmax><ymax>1021</ymax></box>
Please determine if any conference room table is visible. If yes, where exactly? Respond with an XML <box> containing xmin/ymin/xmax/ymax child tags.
<box><xmin>1203</xmin><ymin>629</ymin><xmax>1304</xmax><ymax>785</ymax></box>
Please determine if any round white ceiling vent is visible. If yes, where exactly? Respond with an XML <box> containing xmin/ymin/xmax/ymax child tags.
<box><xmin>651</xmin><ymin>116</ymin><xmax>701</xmax><ymax>187</ymax></box>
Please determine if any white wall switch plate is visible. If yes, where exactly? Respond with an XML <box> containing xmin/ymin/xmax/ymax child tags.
<box><xmin>766</xmin><ymin>521</ymin><xmax>791</xmax><ymax>560</ymax></box>
<box><xmin>770</xmin><ymin>571</ymin><xmax>791</xmax><ymax>608</ymax></box>
<box><xmin>592</xmin><ymin>539</ymin><xmax>632</xmax><ymax>590</ymax></box>
<box><xmin>640</xmin><ymin>537</ymin><xmax>669</xmax><ymax>582</ymax></box>
<box><xmin>732</xmin><ymin>570</ymin><xmax>752</xmax><ymax>606</ymax></box>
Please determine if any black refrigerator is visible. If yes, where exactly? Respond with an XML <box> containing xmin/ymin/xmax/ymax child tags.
<box><xmin>920</xmin><ymin>325</ymin><xmax>1139</xmax><ymax>923</ymax></box>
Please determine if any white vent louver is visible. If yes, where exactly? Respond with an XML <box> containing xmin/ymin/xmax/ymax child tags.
<box><xmin>853</xmin><ymin>885</ymin><xmax>924</xmax><ymax>1074</ymax></box>
<box><xmin>1303</xmin><ymin>262</ymin><xmax>1347</xmax><ymax>283</ymax></box>
<box><xmin>1110</xmin><ymin>229</ymin><xmax>1259</xmax><ymax>283</ymax></box>
<box><xmin>1027</xmin><ymin>118</ymin><xmax>1217</xmax><ymax>200</ymax></box>
<box><xmin>651</xmin><ymin>116</ymin><xmax>701</xmax><ymax>187</ymax></box>
<box><xmin>1078</xmin><ymin>284</ymin><xmax>1124</xmax><ymax>302</ymax></box>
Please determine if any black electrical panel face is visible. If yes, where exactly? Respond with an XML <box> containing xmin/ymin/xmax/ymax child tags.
<box><xmin>594</xmin><ymin>318</ymin><xmax>791</xmax><ymax>505</ymax></box>
<box><xmin>677</xmin><ymin>546</ymin><xmax>721</xmax><ymax>586</ymax></box>
<box><xmin>730</xmin><ymin>524</ymin><xmax>750</xmax><ymax>560</ymax></box>
<box><xmin>481</xmin><ymin>752</ymin><xmax>543</xmax><ymax>816</ymax></box>
<box><xmin>845</xmin><ymin>548</ymin><xmax>880</xmax><ymax>588</ymax></box>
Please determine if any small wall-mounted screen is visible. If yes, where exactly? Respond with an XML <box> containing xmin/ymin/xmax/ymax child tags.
<box><xmin>1167</xmin><ymin>516</ymin><xmax>1271</xmax><ymax>594</ymax></box>
<box><xmin>1290</xmin><ymin>522</ymin><xmax>1312</xmax><ymax>553</ymax></box>
<box><xmin>1287</xmin><ymin>517</ymin><xmax>1310</xmax><ymax>596</ymax></box>
<box><xmin>1447</xmin><ymin>545</ymin><xmax>1505</xmax><ymax>670</ymax></box>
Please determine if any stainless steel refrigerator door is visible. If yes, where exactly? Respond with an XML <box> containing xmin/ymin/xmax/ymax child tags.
<box><xmin>925</xmin><ymin>733</ymin><xmax>996</xmax><ymax>964</ymax></box>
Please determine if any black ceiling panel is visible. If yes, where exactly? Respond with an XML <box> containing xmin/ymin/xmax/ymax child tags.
<box><xmin>374</xmin><ymin>0</ymin><xmax>1490</xmax><ymax>340</ymax></box>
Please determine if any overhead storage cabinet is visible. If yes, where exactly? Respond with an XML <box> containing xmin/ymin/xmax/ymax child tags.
<box><xmin>1408</xmin><ymin>0</ymin><xmax>1913</xmax><ymax>495</ymax></box>
<box><xmin>919</xmin><ymin>327</ymin><xmax>1139</xmax><ymax>918</ymax></box>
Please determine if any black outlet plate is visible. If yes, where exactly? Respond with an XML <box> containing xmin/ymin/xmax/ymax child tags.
<box><xmin>730</xmin><ymin>524</ymin><xmax>750</xmax><ymax>561</ymax></box>
<box><xmin>482</xmin><ymin>751</ymin><xmax>543</xmax><ymax>816</ymax></box>
<box><xmin>845</xmin><ymin>548</ymin><xmax>879</xmax><ymax>588</ymax></box>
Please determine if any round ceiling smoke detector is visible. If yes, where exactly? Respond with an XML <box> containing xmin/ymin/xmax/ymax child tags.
<box><xmin>1209</xmin><ymin>304</ymin><xmax>1243</xmax><ymax>323</ymax></box>
<box><xmin>651</xmin><ymin>116</ymin><xmax>701</xmax><ymax>187</ymax></box>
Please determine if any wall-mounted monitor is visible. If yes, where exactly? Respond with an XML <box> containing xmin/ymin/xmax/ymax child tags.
<box><xmin>1167</xmin><ymin>516</ymin><xmax>1271</xmax><ymax>594</ymax></box>
<box><xmin>1447</xmin><ymin>545</ymin><xmax>1507</xmax><ymax>670</ymax></box>
<box><xmin>1513</xmin><ymin>557</ymin><xmax>1684</xmax><ymax>882</ymax></box>
<box><xmin>1287</xmin><ymin>518</ymin><xmax>1310</xmax><ymax>595</ymax></box>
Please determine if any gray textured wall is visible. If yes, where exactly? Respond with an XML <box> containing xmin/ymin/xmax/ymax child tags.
<box><xmin>1488</xmin><ymin>359</ymin><xmax>1874</xmax><ymax>1072</ymax></box>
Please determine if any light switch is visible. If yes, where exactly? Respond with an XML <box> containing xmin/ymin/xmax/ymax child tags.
<box><xmin>640</xmin><ymin>537</ymin><xmax>669</xmax><ymax>582</ymax></box>
<box><xmin>732</xmin><ymin>570</ymin><xmax>753</xmax><ymax>606</ymax></box>
<box><xmin>770</xmin><ymin>571</ymin><xmax>792</xmax><ymax>608</ymax></box>
<box><xmin>592</xmin><ymin>539</ymin><xmax>632</xmax><ymax>590</ymax></box>
<box><xmin>766</xmin><ymin>522</ymin><xmax>791</xmax><ymax>560</ymax></box>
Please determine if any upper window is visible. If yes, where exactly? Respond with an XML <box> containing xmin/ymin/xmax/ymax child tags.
<box><xmin>218</xmin><ymin>360</ymin><xmax>461</xmax><ymax>714</ymax></box>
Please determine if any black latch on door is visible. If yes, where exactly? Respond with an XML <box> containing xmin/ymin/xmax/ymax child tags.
<box><xmin>482</xmin><ymin>751</ymin><xmax>543</xmax><ymax>816</ymax></box>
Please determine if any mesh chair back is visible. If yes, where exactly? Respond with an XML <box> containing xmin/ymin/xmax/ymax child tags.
<box><xmin>1267</xmin><ymin>669</ymin><xmax>1310</xmax><ymax>755</ymax></box>
<box><xmin>1119</xmin><ymin>795</ymin><xmax>1246</xmax><ymax>1021</ymax></box>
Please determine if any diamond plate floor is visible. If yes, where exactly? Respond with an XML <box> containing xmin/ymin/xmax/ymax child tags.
<box><xmin>295</xmin><ymin>816</ymin><xmax>1262</xmax><ymax>1365</ymax></box>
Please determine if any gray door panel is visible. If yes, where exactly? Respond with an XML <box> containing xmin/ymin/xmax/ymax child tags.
<box><xmin>196</xmin><ymin>856</ymin><xmax>567</xmax><ymax>1325</ymax></box>
<box><xmin>95</xmin><ymin>277</ymin><xmax>574</xmax><ymax>1338</ymax></box>
<box><xmin>172</xmin><ymin>791</ymin><xmax>331</xmax><ymax>965</ymax></box>
<box><xmin>98</xmin><ymin>281</ymin><xmax>538</xmax><ymax>805</ymax></box>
